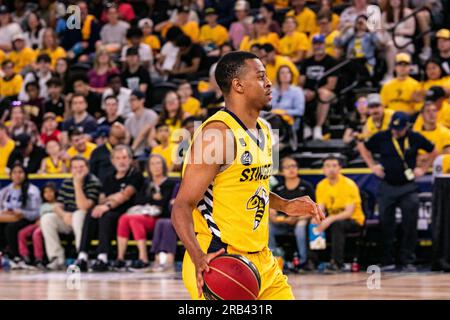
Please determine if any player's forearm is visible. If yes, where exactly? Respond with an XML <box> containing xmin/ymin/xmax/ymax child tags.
<box><xmin>269</xmin><ymin>192</ymin><xmax>288</xmax><ymax>212</ymax></box>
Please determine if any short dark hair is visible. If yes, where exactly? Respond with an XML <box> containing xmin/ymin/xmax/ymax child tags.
<box><xmin>25</xmin><ymin>81</ymin><xmax>40</xmax><ymax>91</ymax></box>
<box><xmin>214</xmin><ymin>51</ymin><xmax>260</xmax><ymax>95</ymax></box>
<box><xmin>2</xmin><ymin>59</ymin><xmax>13</xmax><ymax>68</ymax></box>
<box><xmin>316</xmin><ymin>10</ymin><xmax>332</xmax><ymax>22</ymax></box>
<box><xmin>127</xmin><ymin>27</ymin><xmax>143</xmax><ymax>39</ymax></box>
<box><xmin>420</xmin><ymin>101</ymin><xmax>437</xmax><ymax>113</ymax></box>
<box><xmin>104</xmin><ymin>95</ymin><xmax>118</xmax><ymax>103</ymax></box>
<box><xmin>70</xmin><ymin>155</ymin><xmax>89</xmax><ymax>167</ymax></box>
<box><xmin>70</xmin><ymin>93</ymin><xmax>87</xmax><ymax>105</ymax></box>
<box><xmin>322</xmin><ymin>154</ymin><xmax>343</xmax><ymax>166</ymax></box>
<box><xmin>155</xmin><ymin>122</ymin><xmax>169</xmax><ymax>130</ymax></box>
<box><xmin>260</xmin><ymin>43</ymin><xmax>275</xmax><ymax>53</ymax></box>
<box><xmin>175</xmin><ymin>34</ymin><xmax>192</xmax><ymax>48</ymax></box>
<box><xmin>41</xmin><ymin>181</ymin><xmax>58</xmax><ymax>200</ymax></box>
<box><xmin>37</xmin><ymin>53</ymin><xmax>51</xmax><ymax>63</ymax></box>
<box><xmin>107</xmin><ymin>73</ymin><xmax>121</xmax><ymax>83</ymax></box>
<box><xmin>69</xmin><ymin>128</ymin><xmax>84</xmax><ymax>138</ymax></box>
<box><xmin>46</xmin><ymin>77</ymin><xmax>62</xmax><ymax>87</ymax></box>
<box><xmin>165</xmin><ymin>26</ymin><xmax>183</xmax><ymax>42</ymax></box>
<box><xmin>281</xmin><ymin>156</ymin><xmax>298</xmax><ymax>168</ymax></box>
<box><xmin>72</xmin><ymin>74</ymin><xmax>89</xmax><ymax>85</ymax></box>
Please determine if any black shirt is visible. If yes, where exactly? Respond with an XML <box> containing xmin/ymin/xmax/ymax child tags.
<box><xmin>121</xmin><ymin>66</ymin><xmax>151</xmax><ymax>92</ymax></box>
<box><xmin>89</xmin><ymin>143</ymin><xmax>114</xmax><ymax>185</ymax></box>
<box><xmin>85</xmin><ymin>91</ymin><xmax>103</xmax><ymax>119</ymax></box>
<box><xmin>365</xmin><ymin>129</ymin><xmax>435</xmax><ymax>185</ymax></box>
<box><xmin>180</xmin><ymin>44</ymin><xmax>208</xmax><ymax>73</ymax></box>
<box><xmin>44</xmin><ymin>97</ymin><xmax>65</xmax><ymax>118</ymax></box>
<box><xmin>102</xmin><ymin>167</ymin><xmax>144</xmax><ymax>214</ymax></box>
<box><xmin>135</xmin><ymin>178</ymin><xmax>177</xmax><ymax>218</ymax></box>
<box><xmin>300</xmin><ymin>54</ymin><xmax>337</xmax><ymax>90</ymax></box>
<box><xmin>272</xmin><ymin>178</ymin><xmax>315</xmax><ymax>217</ymax></box>
<box><xmin>58</xmin><ymin>174</ymin><xmax>102</xmax><ymax>212</ymax></box>
<box><xmin>7</xmin><ymin>146</ymin><xmax>47</xmax><ymax>174</ymax></box>
<box><xmin>97</xmin><ymin>116</ymin><xmax>125</xmax><ymax>128</ymax></box>
<box><xmin>62</xmin><ymin>113</ymin><xmax>98</xmax><ymax>137</ymax></box>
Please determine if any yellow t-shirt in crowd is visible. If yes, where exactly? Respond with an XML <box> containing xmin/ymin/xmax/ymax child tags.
<box><xmin>182</xmin><ymin>96</ymin><xmax>201</xmax><ymax>116</ymax></box>
<box><xmin>143</xmin><ymin>35</ymin><xmax>161</xmax><ymax>51</ymax></box>
<box><xmin>286</xmin><ymin>7</ymin><xmax>317</xmax><ymax>36</ymax></box>
<box><xmin>39</xmin><ymin>47</ymin><xmax>67</xmax><ymax>69</ymax></box>
<box><xmin>316</xmin><ymin>174</ymin><xmax>365</xmax><ymax>226</ymax></box>
<box><xmin>264</xmin><ymin>0</ymin><xmax>289</xmax><ymax>9</ymax></box>
<box><xmin>66</xmin><ymin>142</ymin><xmax>97</xmax><ymax>163</ymax></box>
<box><xmin>42</xmin><ymin>157</ymin><xmax>66</xmax><ymax>174</ymax></box>
<box><xmin>199</xmin><ymin>24</ymin><xmax>229</xmax><ymax>47</ymax></box>
<box><xmin>265</xmin><ymin>55</ymin><xmax>300</xmax><ymax>85</ymax></box>
<box><xmin>280</xmin><ymin>31</ymin><xmax>310</xmax><ymax>60</ymax></box>
<box><xmin>363</xmin><ymin>108</ymin><xmax>395</xmax><ymax>139</ymax></box>
<box><xmin>414</xmin><ymin>100</ymin><xmax>450</xmax><ymax>130</ymax></box>
<box><xmin>309</xmin><ymin>30</ymin><xmax>340</xmax><ymax>58</ymax></box>
<box><xmin>152</xmin><ymin>143</ymin><xmax>177</xmax><ymax>169</ymax></box>
<box><xmin>0</xmin><ymin>73</ymin><xmax>23</xmax><ymax>97</ymax></box>
<box><xmin>8</xmin><ymin>47</ymin><xmax>36</xmax><ymax>73</ymax></box>
<box><xmin>414</xmin><ymin>124</ymin><xmax>450</xmax><ymax>154</ymax></box>
<box><xmin>240</xmin><ymin>32</ymin><xmax>281</xmax><ymax>53</ymax></box>
<box><xmin>0</xmin><ymin>138</ymin><xmax>15</xmax><ymax>174</ymax></box>
<box><xmin>421</xmin><ymin>77</ymin><xmax>450</xmax><ymax>92</ymax></box>
<box><xmin>380</xmin><ymin>76</ymin><xmax>421</xmax><ymax>114</ymax></box>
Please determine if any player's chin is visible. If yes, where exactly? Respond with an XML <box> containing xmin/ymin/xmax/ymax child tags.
<box><xmin>262</xmin><ymin>103</ymin><xmax>272</xmax><ymax>112</ymax></box>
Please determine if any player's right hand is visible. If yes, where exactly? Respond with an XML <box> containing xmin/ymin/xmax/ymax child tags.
<box><xmin>194</xmin><ymin>248</ymin><xmax>225</xmax><ymax>298</ymax></box>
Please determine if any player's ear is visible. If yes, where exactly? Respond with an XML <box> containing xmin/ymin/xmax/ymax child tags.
<box><xmin>231</xmin><ymin>78</ymin><xmax>244</xmax><ymax>94</ymax></box>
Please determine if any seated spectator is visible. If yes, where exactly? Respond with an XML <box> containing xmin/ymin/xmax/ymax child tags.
<box><xmin>155</xmin><ymin>26</ymin><xmax>182</xmax><ymax>79</ymax></box>
<box><xmin>240</xmin><ymin>15</ymin><xmax>280</xmax><ymax>52</ymax></box>
<box><xmin>9</xmin><ymin>33</ymin><xmax>35</xmax><ymax>74</ymax></box>
<box><xmin>414</xmin><ymin>86</ymin><xmax>450</xmax><ymax>130</ymax></box>
<box><xmin>362</xmin><ymin>93</ymin><xmax>394</xmax><ymax>139</ymax></box>
<box><xmin>170</xmin><ymin>34</ymin><xmax>208</xmax><ymax>80</ymax></box>
<box><xmin>7</xmin><ymin>133</ymin><xmax>46</xmax><ymax>174</ymax></box>
<box><xmin>19</xmin><ymin>53</ymin><xmax>53</xmax><ymax>102</ymax></box>
<box><xmin>269</xmin><ymin>156</ymin><xmax>316</xmax><ymax>270</ymax></box>
<box><xmin>39</xmin><ymin>28</ymin><xmax>67</xmax><ymax>70</ymax></box>
<box><xmin>343</xmin><ymin>96</ymin><xmax>369</xmax><ymax>145</ymax></box>
<box><xmin>64</xmin><ymin>128</ymin><xmax>97</xmax><ymax>165</ymax></box>
<box><xmin>286</xmin><ymin>0</ymin><xmax>317</xmax><ymax>37</ymax></box>
<box><xmin>315</xmin><ymin>155</ymin><xmax>365</xmax><ymax>272</ymax></box>
<box><xmin>39</xmin><ymin>140</ymin><xmax>67</xmax><ymax>174</ymax></box>
<box><xmin>0</xmin><ymin>5</ymin><xmax>22</xmax><ymax>52</ymax></box>
<box><xmin>75</xmin><ymin>145</ymin><xmax>144</xmax><ymax>272</ymax></box>
<box><xmin>279</xmin><ymin>16</ymin><xmax>310</xmax><ymax>64</ymax></box>
<box><xmin>339</xmin><ymin>0</ymin><xmax>381</xmax><ymax>37</ymax></box>
<box><xmin>0</xmin><ymin>60</ymin><xmax>23</xmax><ymax>100</ymax></box>
<box><xmin>114</xmin><ymin>154</ymin><xmax>177</xmax><ymax>271</ymax></box>
<box><xmin>41</xmin><ymin>156</ymin><xmax>101</xmax><ymax>270</ymax></box>
<box><xmin>11</xmin><ymin>0</ymin><xmax>29</xmax><ymax>26</ymax></box>
<box><xmin>151</xmin><ymin>123</ymin><xmax>177</xmax><ymax>171</ymax></box>
<box><xmin>55</xmin><ymin>57</ymin><xmax>69</xmax><ymax>92</ymax></box>
<box><xmin>23</xmin><ymin>11</ymin><xmax>45</xmax><ymax>51</ymax></box>
<box><xmin>120</xmin><ymin>27</ymin><xmax>154</xmax><ymax>72</ymax></box>
<box><xmin>228</xmin><ymin>0</ymin><xmax>252</xmax><ymax>50</ymax></box>
<box><xmin>160</xmin><ymin>91</ymin><xmax>189</xmax><ymax>143</ymax></box>
<box><xmin>23</xmin><ymin>81</ymin><xmax>44</xmax><ymax>127</ymax></box>
<box><xmin>299</xmin><ymin>35</ymin><xmax>337</xmax><ymax>140</ymax></box>
<box><xmin>177</xmin><ymin>80</ymin><xmax>202</xmax><ymax>117</ymax></box>
<box><xmin>121</xmin><ymin>47</ymin><xmax>151</xmax><ymax>95</ymax></box>
<box><xmin>98</xmin><ymin>4</ymin><xmax>130</xmax><ymax>55</ymax></box>
<box><xmin>199</xmin><ymin>8</ymin><xmax>229</xmax><ymax>57</ymax></box>
<box><xmin>434</xmin><ymin>29</ymin><xmax>450</xmax><ymax>75</ymax></box>
<box><xmin>420</xmin><ymin>58</ymin><xmax>450</xmax><ymax>94</ymax></box>
<box><xmin>138</xmin><ymin>18</ymin><xmax>161</xmax><ymax>54</ymax></box>
<box><xmin>173</xmin><ymin>116</ymin><xmax>198</xmax><ymax>172</ymax></box>
<box><xmin>100</xmin><ymin>0</ymin><xmax>135</xmax><ymax>23</ymax></box>
<box><xmin>101</xmin><ymin>74</ymin><xmax>132</xmax><ymax>119</ymax></box>
<box><xmin>0</xmin><ymin>123</ymin><xmax>15</xmax><ymax>174</ymax></box>
<box><xmin>40</xmin><ymin>112</ymin><xmax>61</xmax><ymax>146</ymax></box>
<box><xmin>259</xmin><ymin>3</ymin><xmax>281</xmax><ymax>36</ymax></box>
<box><xmin>72</xmin><ymin>74</ymin><xmax>103</xmax><ymax>120</ymax></box>
<box><xmin>259</xmin><ymin>43</ymin><xmax>299</xmax><ymax>86</ymax></box>
<box><xmin>0</xmin><ymin>163</ymin><xmax>41</xmax><ymax>267</ymax></box>
<box><xmin>380</xmin><ymin>53</ymin><xmax>421</xmax><ymax>115</ymax></box>
<box><xmin>316</xmin><ymin>0</ymin><xmax>340</xmax><ymax>31</ymax></box>
<box><xmin>61</xmin><ymin>94</ymin><xmax>98</xmax><ymax>142</ymax></box>
<box><xmin>17</xmin><ymin>182</ymin><xmax>58</xmax><ymax>270</ymax></box>
<box><xmin>97</xmin><ymin>95</ymin><xmax>125</xmax><ymax>129</ymax></box>
<box><xmin>310</xmin><ymin>11</ymin><xmax>339</xmax><ymax>59</ymax></box>
<box><xmin>87</xmin><ymin>49</ymin><xmax>119</xmax><ymax>94</ymax></box>
<box><xmin>44</xmin><ymin>77</ymin><xmax>65</xmax><ymax>122</ymax></box>
<box><xmin>90</xmin><ymin>122</ymin><xmax>128</xmax><ymax>184</ymax></box>
<box><xmin>125</xmin><ymin>90</ymin><xmax>158</xmax><ymax>157</ymax></box>
<box><xmin>156</xmin><ymin>6</ymin><xmax>199</xmax><ymax>44</ymax></box>
<box><xmin>5</xmin><ymin>103</ymin><xmax>38</xmax><ymax>142</ymax></box>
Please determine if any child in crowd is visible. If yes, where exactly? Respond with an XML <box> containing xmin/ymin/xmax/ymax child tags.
<box><xmin>151</xmin><ymin>123</ymin><xmax>177</xmax><ymax>172</ymax></box>
<box><xmin>177</xmin><ymin>80</ymin><xmax>203</xmax><ymax>117</ymax></box>
<box><xmin>39</xmin><ymin>112</ymin><xmax>61</xmax><ymax>146</ymax></box>
<box><xmin>39</xmin><ymin>140</ymin><xmax>67</xmax><ymax>174</ymax></box>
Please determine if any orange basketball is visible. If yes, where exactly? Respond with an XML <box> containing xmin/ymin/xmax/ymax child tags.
<box><xmin>203</xmin><ymin>254</ymin><xmax>261</xmax><ymax>300</ymax></box>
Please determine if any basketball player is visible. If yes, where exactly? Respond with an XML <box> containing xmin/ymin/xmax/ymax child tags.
<box><xmin>172</xmin><ymin>51</ymin><xmax>325</xmax><ymax>300</ymax></box>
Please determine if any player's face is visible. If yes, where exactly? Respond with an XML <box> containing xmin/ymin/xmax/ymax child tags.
<box><xmin>323</xmin><ymin>160</ymin><xmax>340</xmax><ymax>179</ymax></box>
<box><xmin>241</xmin><ymin>59</ymin><xmax>272</xmax><ymax>111</ymax></box>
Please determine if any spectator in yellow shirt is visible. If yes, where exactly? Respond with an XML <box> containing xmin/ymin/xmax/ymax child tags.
<box><xmin>310</xmin><ymin>11</ymin><xmax>340</xmax><ymax>58</ymax></box>
<box><xmin>419</xmin><ymin>58</ymin><xmax>450</xmax><ymax>95</ymax></box>
<box><xmin>138</xmin><ymin>18</ymin><xmax>161</xmax><ymax>54</ymax></box>
<box><xmin>240</xmin><ymin>15</ymin><xmax>281</xmax><ymax>53</ymax></box>
<box><xmin>0</xmin><ymin>123</ymin><xmax>15</xmax><ymax>175</ymax></box>
<box><xmin>151</xmin><ymin>123</ymin><xmax>177</xmax><ymax>171</ymax></box>
<box><xmin>0</xmin><ymin>60</ymin><xmax>23</xmax><ymax>99</ymax></box>
<box><xmin>380</xmin><ymin>53</ymin><xmax>421</xmax><ymax>114</ymax></box>
<box><xmin>156</xmin><ymin>6</ymin><xmax>199</xmax><ymax>43</ymax></box>
<box><xmin>414</xmin><ymin>86</ymin><xmax>450</xmax><ymax>130</ymax></box>
<box><xmin>177</xmin><ymin>80</ymin><xmax>203</xmax><ymax>117</ymax></box>
<box><xmin>286</xmin><ymin>0</ymin><xmax>317</xmax><ymax>36</ymax></box>
<box><xmin>362</xmin><ymin>93</ymin><xmax>395</xmax><ymax>139</ymax></box>
<box><xmin>8</xmin><ymin>33</ymin><xmax>36</xmax><ymax>74</ymax></box>
<box><xmin>259</xmin><ymin>3</ymin><xmax>282</xmax><ymax>36</ymax></box>
<box><xmin>199</xmin><ymin>7</ymin><xmax>229</xmax><ymax>56</ymax></box>
<box><xmin>315</xmin><ymin>155</ymin><xmax>365</xmax><ymax>271</ymax></box>
<box><xmin>39</xmin><ymin>28</ymin><xmax>66</xmax><ymax>70</ymax></box>
<box><xmin>64</xmin><ymin>129</ymin><xmax>97</xmax><ymax>167</ymax></box>
<box><xmin>260</xmin><ymin>43</ymin><xmax>300</xmax><ymax>85</ymax></box>
<box><xmin>315</xmin><ymin>0</ymin><xmax>340</xmax><ymax>32</ymax></box>
<box><xmin>280</xmin><ymin>16</ymin><xmax>310</xmax><ymax>64</ymax></box>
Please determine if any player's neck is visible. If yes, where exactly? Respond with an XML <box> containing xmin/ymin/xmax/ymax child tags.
<box><xmin>226</xmin><ymin>103</ymin><xmax>259</xmax><ymax>130</ymax></box>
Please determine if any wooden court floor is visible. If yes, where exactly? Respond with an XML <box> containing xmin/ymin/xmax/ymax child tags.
<box><xmin>1</xmin><ymin>270</ymin><xmax>450</xmax><ymax>300</ymax></box>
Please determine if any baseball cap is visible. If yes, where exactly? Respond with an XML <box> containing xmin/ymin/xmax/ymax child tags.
<box><xmin>367</xmin><ymin>93</ymin><xmax>382</xmax><ymax>107</ymax></box>
<box><xmin>138</xmin><ymin>18</ymin><xmax>153</xmax><ymax>29</ymax></box>
<box><xmin>126</xmin><ymin>47</ymin><xmax>139</xmax><ymax>56</ymax></box>
<box><xmin>14</xmin><ymin>133</ymin><xmax>31</xmax><ymax>149</ymax></box>
<box><xmin>436</xmin><ymin>28</ymin><xmax>450</xmax><ymax>40</ymax></box>
<box><xmin>130</xmin><ymin>90</ymin><xmax>145</xmax><ymax>100</ymax></box>
<box><xmin>204</xmin><ymin>7</ymin><xmax>217</xmax><ymax>16</ymax></box>
<box><xmin>312</xmin><ymin>34</ymin><xmax>325</xmax><ymax>44</ymax></box>
<box><xmin>0</xmin><ymin>5</ymin><xmax>9</xmax><ymax>14</ymax></box>
<box><xmin>395</xmin><ymin>52</ymin><xmax>411</xmax><ymax>64</ymax></box>
<box><xmin>234</xmin><ymin>0</ymin><xmax>250</xmax><ymax>11</ymax></box>
<box><xmin>425</xmin><ymin>86</ymin><xmax>446</xmax><ymax>102</ymax></box>
<box><xmin>389</xmin><ymin>112</ymin><xmax>410</xmax><ymax>130</ymax></box>
<box><xmin>12</xmin><ymin>33</ymin><xmax>25</xmax><ymax>42</ymax></box>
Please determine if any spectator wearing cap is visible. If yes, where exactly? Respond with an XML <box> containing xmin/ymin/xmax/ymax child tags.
<box><xmin>7</xmin><ymin>133</ymin><xmax>46</xmax><ymax>174</ymax></box>
<box><xmin>260</xmin><ymin>43</ymin><xmax>299</xmax><ymax>86</ymax></box>
<box><xmin>358</xmin><ymin>111</ymin><xmax>438</xmax><ymax>272</ymax></box>
<box><xmin>101</xmin><ymin>73</ymin><xmax>132</xmax><ymax>119</ymax></box>
<box><xmin>240</xmin><ymin>14</ymin><xmax>280</xmax><ymax>53</ymax></box>
<box><xmin>299</xmin><ymin>34</ymin><xmax>337</xmax><ymax>140</ymax></box>
<box><xmin>39</xmin><ymin>28</ymin><xmax>67</xmax><ymax>70</ymax></box>
<box><xmin>362</xmin><ymin>93</ymin><xmax>395</xmax><ymax>139</ymax></box>
<box><xmin>61</xmin><ymin>94</ymin><xmax>98</xmax><ymax>143</ymax></box>
<box><xmin>170</xmin><ymin>34</ymin><xmax>208</xmax><ymax>80</ymax></box>
<box><xmin>71</xmin><ymin>74</ymin><xmax>103</xmax><ymax>119</ymax></box>
<box><xmin>98</xmin><ymin>4</ymin><xmax>130</xmax><ymax>54</ymax></box>
<box><xmin>0</xmin><ymin>60</ymin><xmax>23</xmax><ymax>99</ymax></box>
<box><xmin>39</xmin><ymin>112</ymin><xmax>61</xmax><ymax>146</ymax></box>
<box><xmin>0</xmin><ymin>123</ymin><xmax>15</xmax><ymax>174</ymax></box>
<box><xmin>310</xmin><ymin>11</ymin><xmax>340</xmax><ymax>59</ymax></box>
<box><xmin>44</xmin><ymin>77</ymin><xmax>65</xmax><ymax>122</ymax></box>
<box><xmin>380</xmin><ymin>53</ymin><xmax>421</xmax><ymax>114</ymax></box>
<box><xmin>414</xmin><ymin>86</ymin><xmax>450</xmax><ymax>130</ymax></box>
<box><xmin>139</xmin><ymin>18</ymin><xmax>161</xmax><ymax>54</ymax></box>
<box><xmin>8</xmin><ymin>33</ymin><xmax>35</xmax><ymax>74</ymax></box>
<box><xmin>279</xmin><ymin>16</ymin><xmax>310</xmax><ymax>64</ymax></box>
<box><xmin>39</xmin><ymin>139</ymin><xmax>67</xmax><ymax>174</ymax></box>
<box><xmin>434</xmin><ymin>29</ymin><xmax>450</xmax><ymax>75</ymax></box>
<box><xmin>18</xmin><ymin>53</ymin><xmax>54</xmax><ymax>102</ymax></box>
<box><xmin>125</xmin><ymin>90</ymin><xmax>159</xmax><ymax>157</ymax></box>
<box><xmin>121</xmin><ymin>47</ymin><xmax>151</xmax><ymax>95</ymax></box>
<box><xmin>5</xmin><ymin>104</ymin><xmax>38</xmax><ymax>143</ymax></box>
<box><xmin>100</xmin><ymin>0</ymin><xmax>135</xmax><ymax>23</ymax></box>
<box><xmin>97</xmin><ymin>95</ymin><xmax>126</xmax><ymax>129</ymax></box>
<box><xmin>259</xmin><ymin>3</ymin><xmax>281</xmax><ymax>36</ymax></box>
<box><xmin>120</xmin><ymin>27</ymin><xmax>154</xmax><ymax>72</ymax></box>
<box><xmin>0</xmin><ymin>5</ymin><xmax>22</xmax><ymax>52</ymax></box>
<box><xmin>199</xmin><ymin>7</ymin><xmax>229</xmax><ymax>56</ymax></box>
<box><xmin>87</xmin><ymin>48</ymin><xmax>120</xmax><ymax>94</ymax></box>
<box><xmin>420</xmin><ymin>58</ymin><xmax>450</xmax><ymax>94</ymax></box>
<box><xmin>63</xmin><ymin>128</ymin><xmax>98</xmax><ymax>166</ymax></box>
<box><xmin>285</xmin><ymin>0</ymin><xmax>317</xmax><ymax>36</ymax></box>
<box><xmin>229</xmin><ymin>0</ymin><xmax>252</xmax><ymax>50</ymax></box>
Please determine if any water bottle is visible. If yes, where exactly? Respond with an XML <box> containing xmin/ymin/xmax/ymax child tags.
<box><xmin>351</xmin><ymin>257</ymin><xmax>360</xmax><ymax>272</ymax></box>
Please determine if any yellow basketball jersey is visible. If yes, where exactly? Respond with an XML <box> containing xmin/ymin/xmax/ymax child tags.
<box><xmin>182</xmin><ymin>109</ymin><xmax>273</xmax><ymax>253</ymax></box>
<box><xmin>44</xmin><ymin>157</ymin><xmax>65</xmax><ymax>174</ymax></box>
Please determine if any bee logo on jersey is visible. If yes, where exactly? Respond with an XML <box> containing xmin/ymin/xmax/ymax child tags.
<box><xmin>241</xmin><ymin>151</ymin><xmax>253</xmax><ymax>166</ymax></box>
<box><xmin>246</xmin><ymin>186</ymin><xmax>269</xmax><ymax>230</ymax></box>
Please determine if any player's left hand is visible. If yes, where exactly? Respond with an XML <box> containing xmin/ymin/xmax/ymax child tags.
<box><xmin>284</xmin><ymin>196</ymin><xmax>325</xmax><ymax>222</ymax></box>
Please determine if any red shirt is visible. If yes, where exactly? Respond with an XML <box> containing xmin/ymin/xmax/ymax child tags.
<box><xmin>101</xmin><ymin>3</ymin><xmax>135</xmax><ymax>23</ymax></box>
<box><xmin>40</xmin><ymin>130</ymin><xmax>61</xmax><ymax>145</ymax></box>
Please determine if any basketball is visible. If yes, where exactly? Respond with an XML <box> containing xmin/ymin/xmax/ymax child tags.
<box><xmin>203</xmin><ymin>254</ymin><xmax>261</xmax><ymax>300</ymax></box>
